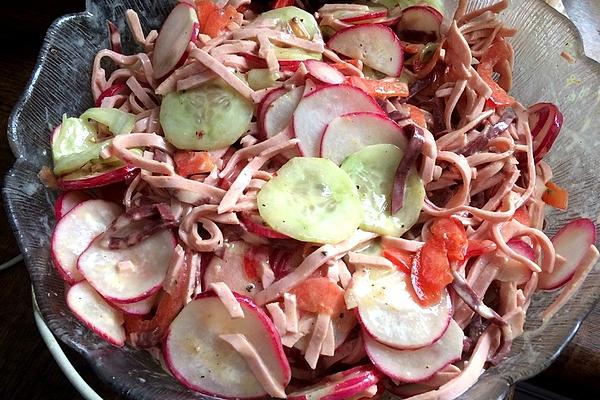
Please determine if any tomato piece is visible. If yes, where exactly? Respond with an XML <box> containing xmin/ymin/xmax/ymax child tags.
<box><xmin>477</xmin><ymin>40</ymin><xmax>514</xmax><ymax>108</ymax></box>
<box><xmin>513</xmin><ymin>206</ymin><xmax>531</xmax><ymax>226</ymax></box>
<box><xmin>243</xmin><ymin>246</ymin><xmax>269</xmax><ymax>280</ymax></box>
<box><xmin>290</xmin><ymin>277</ymin><xmax>345</xmax><ymax>315</ymax></box>
<box><xmin>272</xmin><ymin>0</ymin><xmax>295</xmax><ymax>8</ymax></box>
<box><xmin>329</xmin><ymin>59</ymin><xmax>362</xmax><ymax>76</ymax></box>
<box><xmin>196</xmin><ymin>2</ymin><xmax>237</xmax><ymax>38</ymax></box>
<box><xmin>346</xmin><ymin>76</ymin><xmax>409</xmax><ymax>100</ymax></box>
<box><xmin>406</xmin><ymin>104</ymin><xmax>427</xmax><ymax>129</ymax></box>
<box><xmin>382</xmin><ymin>247</ymin><xmax>413</xmax><ymax>274</ymax></box>
<box><xmin>174</xmin><ymin>151</ymin><xmax>214</xmax><ymax>177</ymax></box>
<box><xmin>464</xmin><ymin>239</ymin><xmax>496</xmax><ymax>258</ymax></box>
<box><xmin>542</xmin><ymin>181</ymin><xmax>569</xmax><ymax>210</ymax></box>
<box><xmin>196</xmin><ymin>0</ymin><xmax>218</xmax><ymax>29</ymax></box>
<box><xmin>411</xmin><ymin>238</ymin><xmax>453</xmax><ymax>306</ymax></box>
<box><xmin>124</xmin><ymin>254</ymin><xmax>191</xmax><ymax>347</ymax></box>
<box><xmin>430</xmin><ymin>217</ymin><xmax>467</xmax><ymax>261</ymax></box>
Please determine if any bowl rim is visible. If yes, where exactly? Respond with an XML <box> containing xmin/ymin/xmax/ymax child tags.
<box><xmin>4</xmin><ymin>0</ymin><xmax>600</xmax><ymax>399</ymax></box>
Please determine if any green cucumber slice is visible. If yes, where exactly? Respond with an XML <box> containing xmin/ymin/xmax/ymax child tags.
<box><xmin>247</xmin><ymin>69</ymin><xmax>281</xmax><ymax>90</ymax></box>
<box><xmin>160</xmin><ymin>80</ymin><xmax>253</xmax><ymax>150</ymax></box>
<box><xmin>52</xmin><ymin>117</ymin><xmax>105</xmax><ymax>175</ymax></box>
<box><xmin>273</xmin><ymin>47</ymin><xmax>322</xmax><ymax>61</ymax></box>
<box><xmin>80</xmin><ymin>108</ymin><xmax>136</xmax><ymax>135</ymax></box>
<box><xmin>253</xmin><ymin>6</ymin><xmax>321</xmax><ymax>41</ymax></box>
<box><xmin>257</xmin><ymin>158</ymin><xmax>362</xmax><ymax>244</ymax></box>
<box><xmin>341</xmin><ymin>144</ymin><xmax>425</xmax><ymax>237</ymax></box>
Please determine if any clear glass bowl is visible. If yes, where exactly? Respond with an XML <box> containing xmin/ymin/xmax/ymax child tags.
<box><xmin>4</xmin><ymin>0</ymin><xmax>600</xmax><ymax>399</ymax></box>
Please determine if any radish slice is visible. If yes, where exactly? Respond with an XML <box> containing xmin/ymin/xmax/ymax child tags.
<box><xmin>292</xmin><ymin>85</ymin><xmax>384</xmax><ymax>157</ymax></box>
<box><xmin>340</xmin><ymin>10</ymin><xmax>388</xmax><ymax>24</ymax></box>
<box><xmin>111</xmin><ymin>294</ymin><xmax>157</xmax><ymax>316</ymax></box>
<box><xmin>54</xmin><ymin>191</ymin><xmax>91</xmax><ymax>219</ymax></box>
<box><xmin>528</xmin><ymin>102</ymin><xmax>563</xmax><ymax>163</ymax></box>
<box><xmin>364</xmin><ymin>319</ymin><xmax>463</xmax><ymax>382</ymax></box>
<box><xmin>51</xmin><ymin>199</ymin><xmax>122</xmax><ymax>284</ymax></box>
<box><xmin>152</xmin><ymin>3</ymin><xmax>199</xmax><ymax>79</ymax></box>
<box><xmin>396</xmin><ymin>6</ymin><xmax>443</xmax><ymax>43</ymax></box>
<box><xmin>239</xmin><ymin>213</ymin><xmax>290</xmax><ymax>239</ymax></box>
<box><xmin>57</xmin><ymin>164</ymin><xmax>137</xmax><ymax>190</ymax></box>
<box><xmin>163</xmin><ymin>292</ymin><xmax>290</xmax><ymax>398</ymax></box>
<box><xmin>288</xmin><ymin>365</ymin><xmax>381</xmax><ymax>400</ymax></box>
<box><xmin>204</xmin><ymin>241</ymin><xmax>263</xmax><ymax>298</ymax></box>
<box><xmin>257</xmin><ymin>87</ymin><xmax>287</xmax><ymax>139</ymax></box>
<box><xmin>347</xmin><ymin>268</ymin><xmax>452</xmax><ymax>349</ymax></box>
<box><xmin>539</xmin><ymin>218</ymin><xmax>597</xmax><ymax>290</ymax></box>
<box><xmin>263</xmin><ymin>86</ymin><xmax>304</xmax><ymax>139</ymax></box>
<box><xmin>303</xmin><ymin>60</ymin><xmax>345</xmax><ymax>85</ymax></box>
<box><xmin>67</xmin><ymin>281</ymin><xmax>125</xmax><ymax>346</ymax></box>
<box><xmin>321</xmin><ymin>112</ymin><xmax>407</xmax><ymax>165</ymax></box>
<box><xmin>496</xmin><ymin>239</ymin><xmax>534</xmax><ymax>284</ymax></box>
<box><xmin>78</xmin><ymin>230</ymin><xmax>176</xmax><ymax>303</ymax></box>
<box><xmin>328</xmin><ymin>24</ymin><xmax>404</xmax><ymax>77</ymax></box>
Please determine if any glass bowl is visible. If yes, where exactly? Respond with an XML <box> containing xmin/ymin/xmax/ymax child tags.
<box><xmin>4</xmin><ymin>0</ymin><xmax>600</xmax><ymax>399</ymax></box>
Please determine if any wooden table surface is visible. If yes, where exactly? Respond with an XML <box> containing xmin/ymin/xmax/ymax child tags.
<box><xmin>0</xmin><ymin>1</ymin><xmax>599</xmax><ymax>399</ymax></box>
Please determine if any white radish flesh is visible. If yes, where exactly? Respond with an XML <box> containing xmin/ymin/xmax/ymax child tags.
<box><xmin>111</xmin><ymin>294</ymin><xmax>157</xmax><ymax>316</ymax></box>
<box><xmin>303</xmin><ymin>60</ymin><xmax>345</xmax><ymax>85</ymax></box>
<box><xmin>320</xmin><ymin>112</ymin><xmax>407</xmax><ymax>165</ymax></box>
<box><xmin>257</xmin><ymin>87</ymin><xmax>287</xmax><ymax>139</ymax></box>
<box><xmin>263</xmin><ymin>86</ymin><xmax>304</xmax><ymax>139</ymax></box>
<box><xmin>78</xmin><ymin>230</ymin><xmax>176</xmax><ymax>303</ymax></box>
<box><xmin>539</xmin><ymin>218</ymin><xmax>597</xmax><ymax>290</ymax></box>
<box><xmin>163</xmin><ymin>292</ymin><xmax>290</xmax><ymax>398</ymax></box>
<box><xmin>328</xmin><ymin>24</ymin><xmax>404</xmax><ymax>77</ymax></box>
<box><xmin>51</xmin><ymin>199</ymin><xmax>122</xmax><ymax>284</ymax></box>
<box><xmin>152</xmin><ymin>3</ymin><xmax>199</xmax><ymax>79</ymax></box>
<box><xmin>364</xmin><ymin>319</ymin><xmax>464</xmax><ymax>382</ymax></box>
<box><xmin>288</xmin><ymin>365</ymin><xmax>381</xmax><ymax>400</ymax></box>
<box><xmin>293</xmin><ymin>85</ymin><xmax>384</xmax><ymax>157</ymax></box>
<box><xmin>348</xmin><ymin>268</ymin><xmax>452</xmax><ymax>349</ymax></box>
<box><xmin>54</xmin><ymin>191</ymin><xmax>91</xmax><ymax>219</ymax></box>
<box><xmin>67</xmin><ymin>281</ymin><xmax>125</xmax><ymax>346</ymax></box>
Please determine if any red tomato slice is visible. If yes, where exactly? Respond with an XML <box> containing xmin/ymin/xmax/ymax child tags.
<box><xmin>411</xmin><ymin>238</ymin><xmax>453</xmax><ymax>307</ymax></box>
<box><xmin>542</xmin><ymin>181</ymin><xmax>568</xmax><ymax>210</ymax></box>
<box><xmin>382</xmin><ymin>247</ymin><xmax>413</xmax><ymax>274</ymax></box>
<box><xmin>273</xmin><ymin>0</ymin><xmax>295</xmax><ymax>8</ymax></box>
<box><xmin>290</xmin><ymin>277</ymin><xmax>345</xmax><ymax>315</ymax></box>
<box><xmin>243</xmin><ymin>245</ymin><xmax>269</xmax><ymax>281</ymax></box>
<box><xmin>512</xmin><ymin>206</ymin><xmax>531</xmax><ymax>226</ymax></box>
<box><xmin>174</xmin><ymin>151</ymin><xmax>214</xmax><ymax>177</ymax></box>
<box><xmin>345</xmin><ymin>76</ymin><xmax>409</xmax><ymax>100</ymax></box>
<box><xmin>430</xmin><ymin>217</ymin><xmax>467</xmax><ymax>261</ymax></box>
<box><xmin>477</xmin><ymin>40</ymin><xmax>514</xmax><ymax>108</ymax></box>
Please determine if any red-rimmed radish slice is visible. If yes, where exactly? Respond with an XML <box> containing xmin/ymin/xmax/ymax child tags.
<box><xmin>163</xmin><ymin>291</ymin><xmax>290</xmax><ymax>398</ymax></box>
<box><xmin>328</xmin><ymin>24</ymin><xmax>404</xmax><ymax>77</ymax></box>
<box><xmin>496</xmin><ymin>239</ymin><xmax>534</xmax><ymax>284</ymax></box>
<box><xmin>304</xmin><ymin>60</ymin><xmax>345</xmax><ymax>85</ymax></box>
<box><xmin>57</xmin><ymin>164</ymin><xmax>137</xmax><ymax>190</ymax></box>
<box><xmin>347</xmin><ymin>268</ymin><xmax>452</xmax><ymax>349</ymax></box>
<box><xmin>320</xmin><ymin>112</ymin><xmax>407</xmax><ymax>165</ymax></box>
<box><xmin>51</xmin><ymin>199</ymin><xmax>122</xmax><ymax>284</ymax></box>
<box><xmin>78</xmin><ymin>230</ymin><xmax>176</xmax><ymax>303</ymax></box>
<box><xmin>538</xmin><ymin>218</ymin><xmax>597</xmax><ymax>290</ymax></box>
<box><xmin>528</xmin><ymin>102</ymin><xmax>563</xmax><ymax>163</ymax></box>
<box><xmin>152</xmin><ymin>3</ymin><xmax>199</xmax><ymax>80</ymax></box>
<box><xmin>292</xmin><ymin>85</ymin><xmax>384</xmax><ymax>157</ymax></box>
<box><xmin>396</xmin><ymin>6</ymin><xmax>443</xmax><ymax>43</ymax></box>
<box><xmin>204</xmin><ymin>241</ymin><xmax>263</xmax><ymax>298</ymax></box>
<box><xmin>95</xmin><ymin>82</ymin><xmax>127</xmax><ymax>107</ymax></box>
<box><xmin>54</xmin><ymin>191</ymin><xmax>91</xmax><ymax>219</ymax></box>
<box><xmin>364</xmin><ymin>319</ymin><xmax>463</xmax><ymax>382</ymax></box>
<box><xmin>340</xmin><ymin>10</ymin><xmax>388</xmax><ymax>23</ymax></box>
<box><xmin>257</xmin><ymin>87</ymin><xmax>287</xmax><ymax>138</ymax></box>
<box><xmin>288</xmin><ymin>365</ymin><xmax>381</xmax><ymax>400</ymax></box>
<box><xmin>67</xmin><ymin>281</ymin><xmax>125</xmax><ymax>346</ymax></box>
<box><xmin>239</xmin><ymin>212</ymin><xmax>290</xmax><ymax>239</ymax></box>
<box><xmin>111</xmin><ymin>294</ymin><xmax>157</xmax><ymax>316</ymax></box>
<box><xmin>263</xmin><ymin>86</ymin><xmax>304</xmax><ymax>139</ymax></box>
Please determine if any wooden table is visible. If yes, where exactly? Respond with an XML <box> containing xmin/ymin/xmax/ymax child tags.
<box><xmin>0</xmin><ymin>1</ymin><xmax>598</xmax><ymax>399</ymax></box>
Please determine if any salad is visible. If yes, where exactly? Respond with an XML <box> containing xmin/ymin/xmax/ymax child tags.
<box><xmin>45</xmin><ymin>0</ymin><xmax>599</xmax><ymax>399</ymax></box>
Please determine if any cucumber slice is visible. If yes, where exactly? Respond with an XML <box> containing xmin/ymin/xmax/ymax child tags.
<box><xmin>80</xmin><ymin>108</ymin><xmax>135</xmax><ymax>135</ymax></box>
<box><xmin>257</xmin><ymin>158</ymin><xmax>362</xmax><ymax>244</ymax></box>
<box><xmin>160</xmin><ymin>80</ymin><xmax>253</xmax><ymax>151</ymax></box>
<box><xmin>253</xmin><ymin>7</ymin><xmax>321</xmax><ymax>41</ymax></box>
<box><xmin>341</xmin><ymin>144</ymin><xmax>424</xmax><ymax>237</ymax></box>
<box><xmin>273</xmin><ymin>47</ymin><xmax>322</xmax><ymax>61</ymax></box>
<box><xmin>395</xmin><ymin>0</ymin><xmax>444</xmax><ymax>13</ymax></box>
<box><xmin>247</xmin><ymin>69</ymin><xmax>281</xmax><ymax>90</ymax></box>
